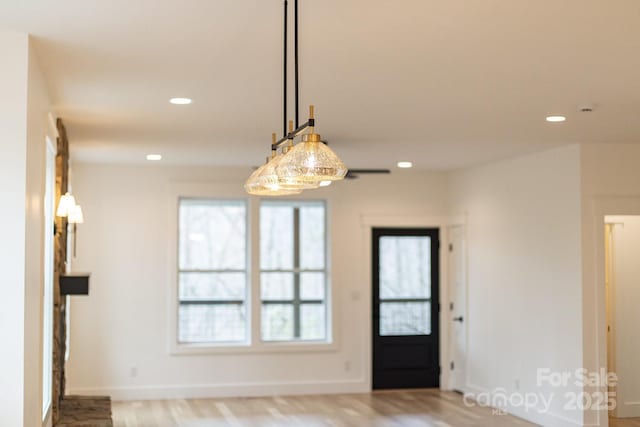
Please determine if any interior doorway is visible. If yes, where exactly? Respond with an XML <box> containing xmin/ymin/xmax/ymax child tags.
<box><xmin>371</xmin><ymin>228</ymin><xmax>440</xmax><ymax>389</ymax></box>
<box><xmin>605</xmin><ymin>216</ymin><xmax>640</xmax><ymax>421</ymax></box>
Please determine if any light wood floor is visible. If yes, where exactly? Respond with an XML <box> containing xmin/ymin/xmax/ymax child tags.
<box><xmin>113</xmin><ymin>389</ymin><xmax>536</xmax><ymax>426</ymax></box>
<box><xmin>611</xmin><ymin>417</ymin><xmax>640</xmax><ymax>427</ymax></box>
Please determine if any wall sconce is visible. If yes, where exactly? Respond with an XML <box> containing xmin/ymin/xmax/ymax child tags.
<box><xmin>68</xmin><ymin>205</ymin><xmax>84</xmax><ymax>224</ymax></box>
<box><xmin>56</xmin><ymin>192</ymin><xmax>76</xmax><ymax>217</ymax></box>
<box><xmin>68</xmin><ymin>205</ymin><xmax>84</xmax><ymax>258</ymax></box>
<box><xmin>55</xmin><ymin>190</ymin><xmax>84</xmax><ymax>257</ymax></box>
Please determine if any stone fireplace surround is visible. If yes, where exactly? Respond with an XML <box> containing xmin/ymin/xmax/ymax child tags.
<box><xmin>53</xmin><ymin>119</ymin><xmax>112</xmax><ymax>426</ymax></box>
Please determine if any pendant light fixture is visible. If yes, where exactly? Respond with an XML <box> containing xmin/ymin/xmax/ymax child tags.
<box><xmin>256</xmin><ymin>134</ymin><xmax>305</xmax><ymax>191</ymax></box>
<box><xmin>276</xmin><ymin>105</ymin><xmax>347</xmax><ymax>183</ymax></box>
<box><xmin>244</xmin><ymin>156</ymin><xmax>302</xmax><ymax>196</ymax></box>
<box><xmin>244</xmin><ymin>0</ymin><xmax>347</xmax><ymax>195</ymax></box>
<box><xmin>260</xmin><ymin>126</ymin><xmax>321</xmax><ymax>190</ymax></box>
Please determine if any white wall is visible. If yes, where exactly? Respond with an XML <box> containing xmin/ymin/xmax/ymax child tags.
<box><xmin>0</xmin><ymin>32</ymin><xmax>52</xmax><ymax>427</ymax></box>
<box><xmin>606</xmin><ymin>216</ymin><xmax>640</xmax><ymax>418</ymax></box>
<box><xmin>448</xmin><ymin>145</ymin><xmax>584</xmax><ymax>427</ymax></box>
<box><xmin>26</xmin><ymin>40</ymin><xmax>54</xmax><ymax>427</ymax></box>
<box><xmin>0</xmin><ymin>30</ymin><xmax>30</xmax><ymax>427</ymax></box>
<box><xmin>66</xmin><ymin>163</ymin><xmax>449</xmax><ymax>399</ymax></box>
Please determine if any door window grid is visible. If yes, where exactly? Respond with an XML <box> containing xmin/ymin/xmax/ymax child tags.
<box><xmin>378</xmin><ymin>235</ymin><xmax>432</xmax><ymax>336</ymax></box>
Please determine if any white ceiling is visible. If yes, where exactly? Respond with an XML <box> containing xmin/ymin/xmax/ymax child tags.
<box><xmin>2</xmin><ymin>0</ymin><xmax>640</xmax><ymax>169</ymax></box>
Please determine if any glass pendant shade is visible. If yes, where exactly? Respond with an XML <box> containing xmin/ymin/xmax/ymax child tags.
<box><xmin>244</xmin><ymin>162</ymin><xmax>302</xmax><ymax>196</ymax></box>
<box><xmin>276</xmin><ymin>132</ymin><xmax>348</xmax><ymax>183</ymax></box>
<box><xmin>279</xmin><ymin>173</ymin><xmax>321</xmax><ymax>189</ymax></box>
<box><xmin>260</xmin><ymin>150</ymin><xmax>320</xmax><ymax>190</ymax></box>
<box><xmin>56</xmin><ymin>192</ymin><xmax>76</xmax><ymax>217</ymax></box>
<box><xmin>257</xmin><ymin>154</ymin><xmax>284</xmax><ymax>189</ymax></box>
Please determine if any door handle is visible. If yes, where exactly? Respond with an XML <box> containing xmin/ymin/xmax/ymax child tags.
<box><xmin>453</xmin><ymin>316</ymin><xmax>464</xmax><ymax>323</ymax></box>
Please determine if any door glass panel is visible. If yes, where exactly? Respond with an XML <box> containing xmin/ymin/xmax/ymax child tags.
<box><xmin>380</xmin><ymin>302</ymin><xmax>431</xmax><ymax>336</ymax></box>
<box><xmin>379</xmin><ymin>236</ymin><xmax>430</xmax><ymax>299</ymax></box>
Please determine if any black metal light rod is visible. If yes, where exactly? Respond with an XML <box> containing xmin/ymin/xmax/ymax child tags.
<box><xmin>283</xmin><ymin>0</ymin><xmax>288</xmax><ymax>137</ymax></box>
<box><xmin>294</xmin><ymin>0</ymin><xmax>299</xmax><ymax>128</ymax></box>
<box><xmin>271</xmin><ymin>118</ymin><xmax>315</xmax><ymax>150</ymax></box>
<box><xmin>348</xmin><ymin>169</ymin><xmax>392</xmax><ymax>174</ymax></box>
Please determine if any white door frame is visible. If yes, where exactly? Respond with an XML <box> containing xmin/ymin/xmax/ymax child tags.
<box><xmin>447</xmin><ymin>224</ymin><xmax>468</xmax><ymax>392</ymax></box>
<box><xmin>360</xmin><ymin>214</ymin><xmax>466</xmax><ymax>391</ymax></box>
<box><xmin>604</xmin><ymin>222</ymin><xmax>617</xmax><ymax>419</ymax></box>
<box><xmin>589</xmin><ymin>197</ymin><xmax>640</xmax><ymax>427</ymax></box>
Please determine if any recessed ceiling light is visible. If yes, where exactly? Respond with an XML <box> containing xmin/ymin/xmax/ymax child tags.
<box><xmin>397</xmin><ymin>161</ymin><xmax>413</xmax><ymax>168</ymax></box>
<box><xmin>169</xmin><ymin>97</ymin><xmax>192</xmax><ymax>105</ymax></box>
<box><xmin>546</xmin><ymin>115</ymin><xmax>566</xmax><ymax>122</ymax></box>
<box><xmin>146</xmin><ymin>154</ymin><xmax>162</xmax><ymax>161</ymax></box>
<box><xmin>319</xmin><ymin>181</ymin><xmax>332</xmax><ymax>187</ymax></box>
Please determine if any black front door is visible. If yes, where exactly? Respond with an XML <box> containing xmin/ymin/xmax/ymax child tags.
<box><xmin>372</xmin><ymin>228</ymin><xmax>440</xmax><ymax>389</ymax></box>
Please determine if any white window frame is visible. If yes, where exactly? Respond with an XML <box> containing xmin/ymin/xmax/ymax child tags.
<box><xmin>259</xmin><ymin>199</ymin><xmax>330</xmax><ymax>343</ymax></box>
<box><xmin>167</xmin><ymin>182</ymin><xmax>337</xmax><ymax>355</ymax></box>
<box><xmin>177</xmin><ymin>197</ymin><xmax>250</xmax><ymax>345</ymax></box>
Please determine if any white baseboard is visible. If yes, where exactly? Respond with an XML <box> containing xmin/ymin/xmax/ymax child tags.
<box><xmin>463</xmin><ymin>383</ymin><xmax>588</xmax><ymax>427</ymax></box>
<box><xmin>66</xmin><ymin>378</ymin><xmax>369</xmax><ymax>401</ymax></box>
<box><xmin>617</xmin><ymin>400</ymin><xmax>640</xmax><ymax>418</ymax></box>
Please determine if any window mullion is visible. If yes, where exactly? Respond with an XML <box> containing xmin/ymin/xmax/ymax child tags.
<box><xmin>179</xmin><ymin>300</ymin><xmax>244</xmax><ymax>305</ymax></box>
<box><xmin>293</xmin><ymin>207</ymin><xmax>301</xmax><ymax>339</ymax></box>
<box><xmin>249</xmin><ymin>198</ymin><xmax>261</xmax><ymax>346</ymax></box>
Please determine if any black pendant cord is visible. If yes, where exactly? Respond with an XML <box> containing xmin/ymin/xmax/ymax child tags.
<box><xmin>294</xmin><ymin>0</ymin><xmax>299</xmax><ymax>128</ymax></box>
<box><xmin>272</xmin><ymin>0</ymin><xmax>312</xmax><ymax>151</ymax></box>
<box><xmin>283</xmin><ymin>0</ymin><xmax>288</xmax><ymax>137</ymax></box>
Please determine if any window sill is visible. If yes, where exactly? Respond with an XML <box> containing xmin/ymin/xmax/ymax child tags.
<box><xmin>170</xmin><ymin>340</ymin><xmax>338</xmax><ymax>356</ymax></box>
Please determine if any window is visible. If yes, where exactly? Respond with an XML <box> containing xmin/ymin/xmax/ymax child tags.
<box><xmin>260</xmin><ymin>201</ymin><xmax>328</xmax><ymax>341</ymax></box>
<box><xmin>173</xmin><ymin>195</ymin><xmax>331</xmax><ymax>351</ymax></box>
<box><xmin>178</xmin><ymin>199</ymin><xmax>248</xmax><ymax>343</ymax></box>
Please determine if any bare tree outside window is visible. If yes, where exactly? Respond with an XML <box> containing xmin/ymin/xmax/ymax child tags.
<box><xmin>178</xmin><ymin>199</ymin><xmax>247</xmax><ymax>343</ymax></box>
<box><xmin>379</xmin><ymin>236</ymin><xmax>431</xmax><ymax>336</ymax></box>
